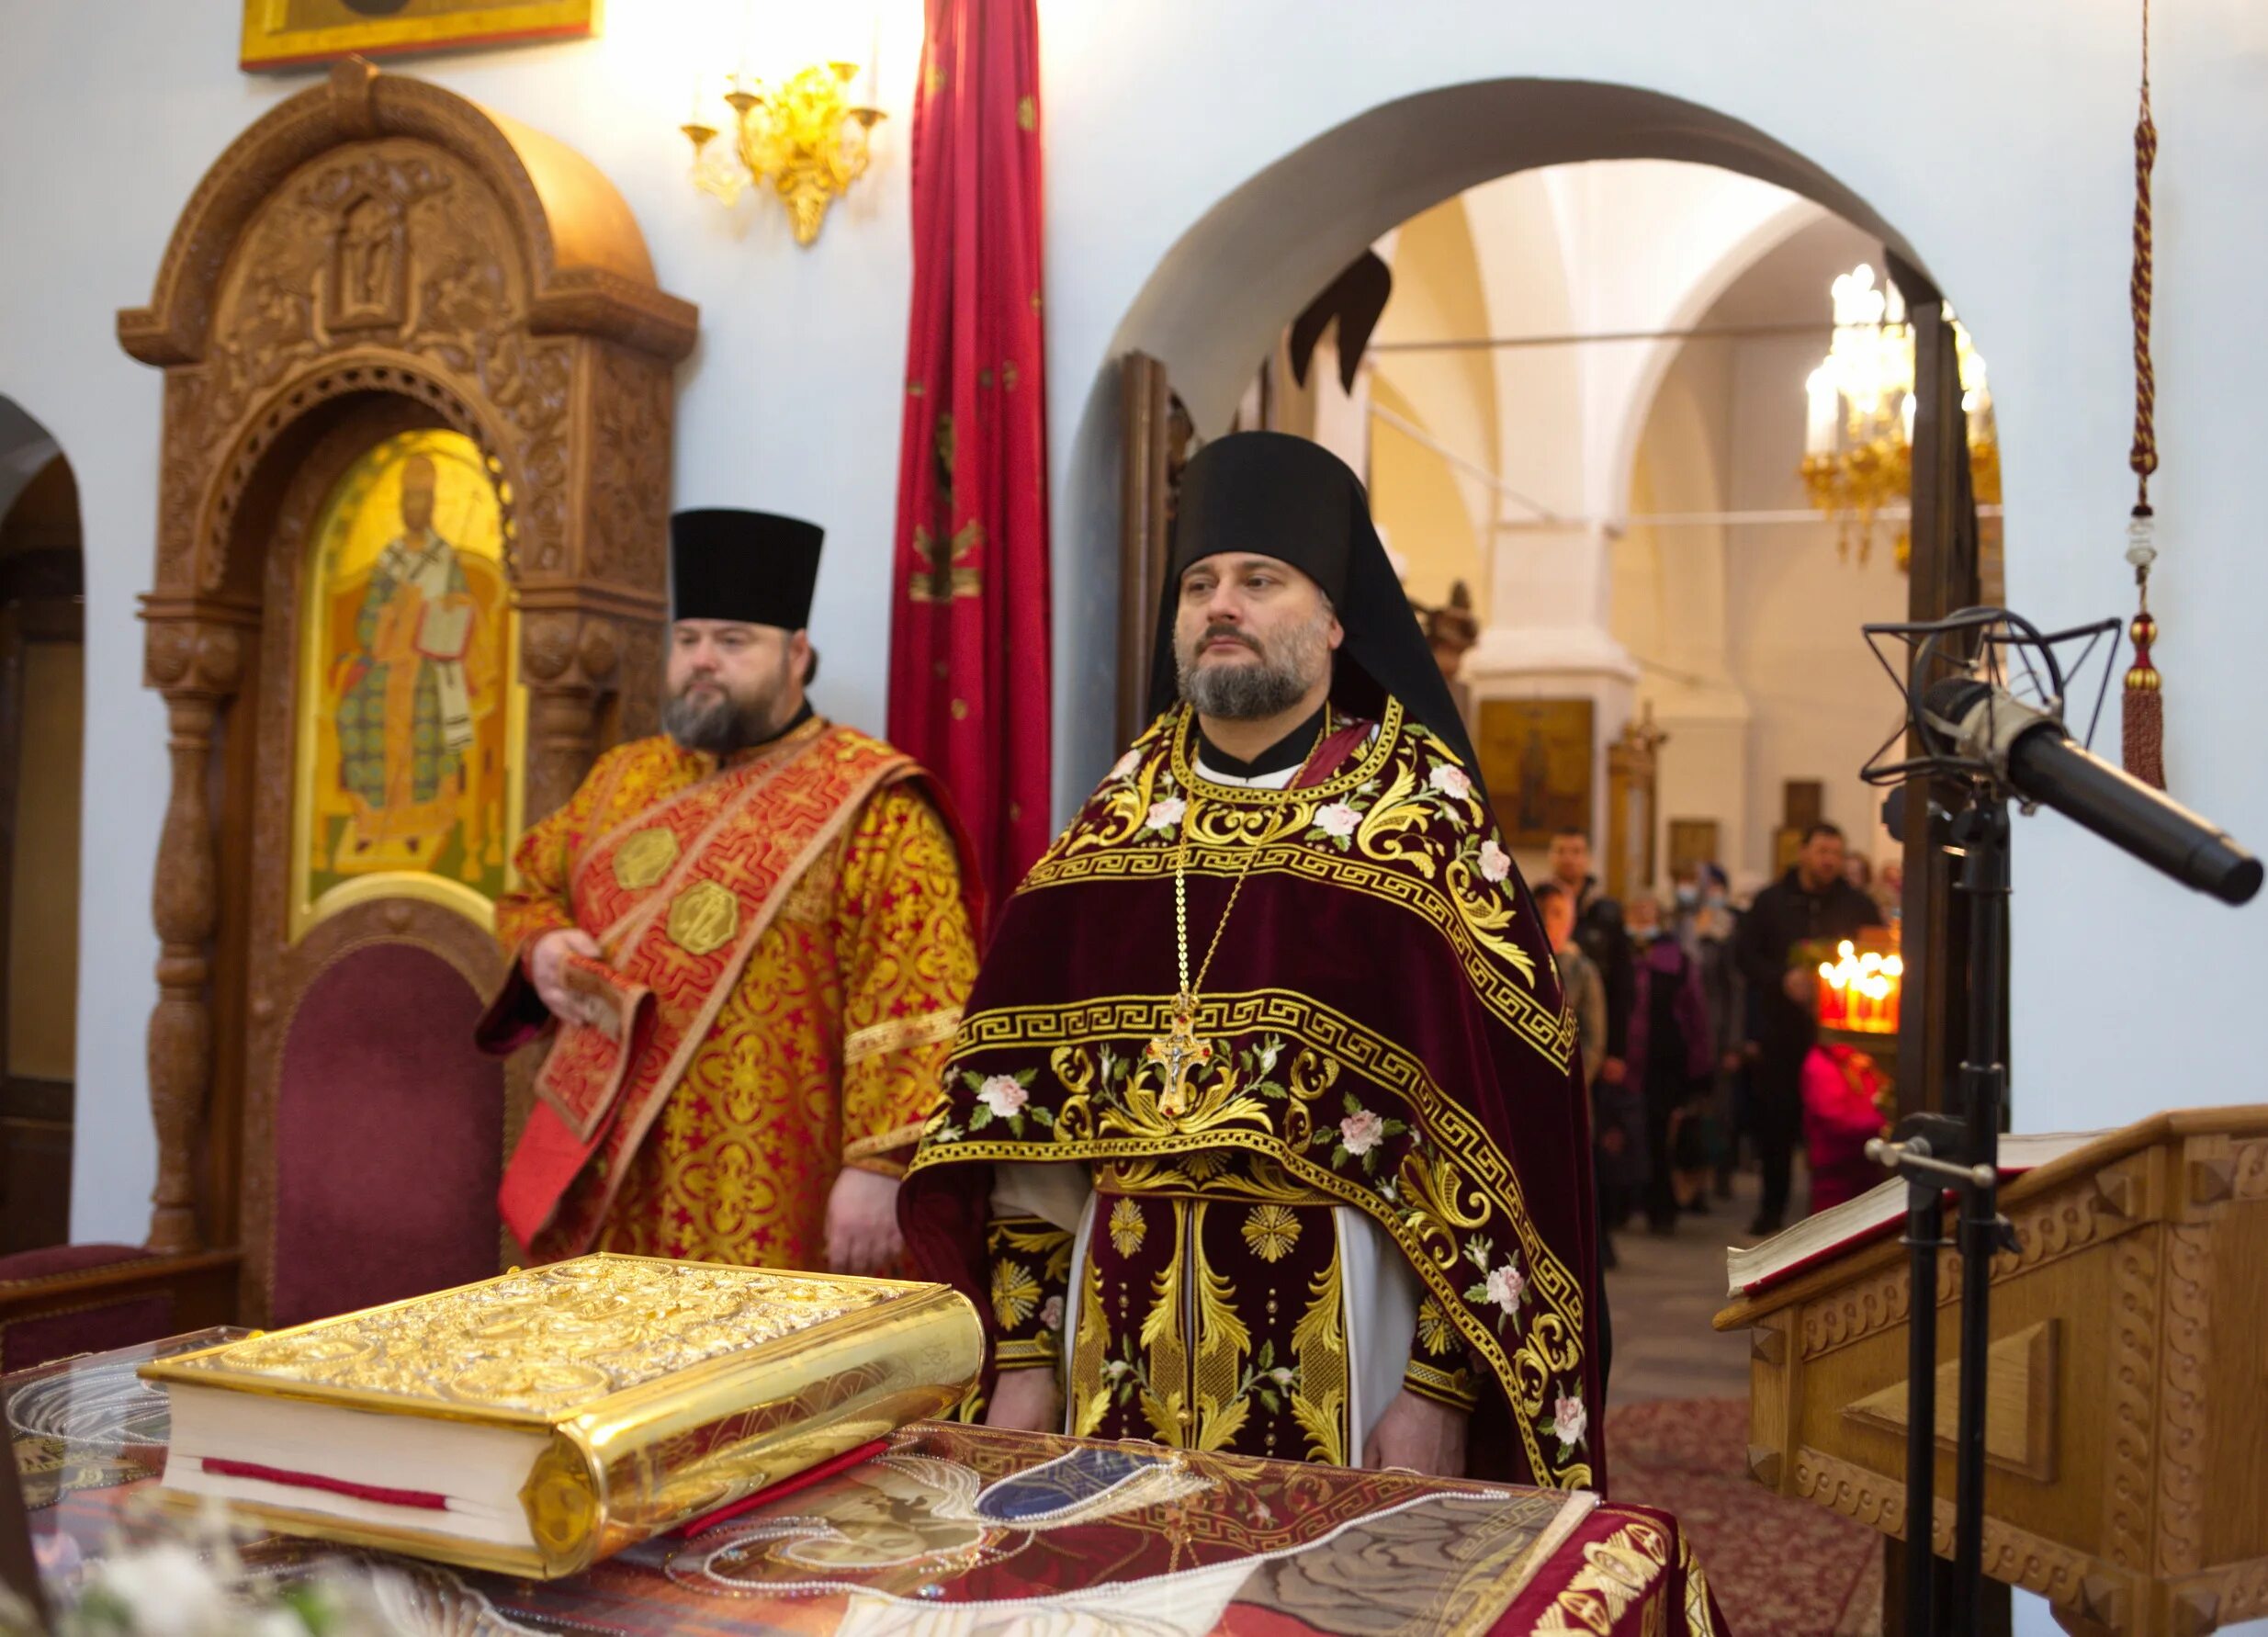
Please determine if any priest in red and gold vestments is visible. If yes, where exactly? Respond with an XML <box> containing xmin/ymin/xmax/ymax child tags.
<box><xmin>479</xmin><ymin>510</ymin><xmax>980</xmax><ymax>1274</ymax></box>
<box><xmin>903</xmin><ymin>434</ymin><xmax>1604</xmax><ymax>1489</ymax></box>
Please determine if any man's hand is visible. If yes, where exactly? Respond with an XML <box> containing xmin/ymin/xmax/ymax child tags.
<box><xmin>529</xmin><ymin>928</ymin><xmax>604</xmax><ymax>1025</ymax></box>
<box><xmin>824</xmin><ymin>1167</ymin><xmax>906</xmax><ymax>1275</ymax></box>
<box><xmin>985</xmin><ymin>1367</ymin><xmax>1063</xmax><ymax>1433</ymax></box>
<box><xmin>1363</xmin><ymin>1389</ymin><xmax>1469</xmax><ymax>1477</ymax></box>
<box><xmin>1598</xmin><ymin>1056</ymin><xmax>1627</xmax><ymax>1086</ymax></box>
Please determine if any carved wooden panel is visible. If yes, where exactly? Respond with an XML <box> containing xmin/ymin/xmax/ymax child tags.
<box><xmin>1791</xmin><ymin>1446</ymin><xmax>2094</xmax><ymax>1610</ymax></box>
<box><xmin>1842</xmin><ymin>1320</ymin><xmax>2059</xmax><ymax>1483</ymax></box>
<box><xmin>2106</xmin><ymin>1230</ymin><xmax>2161</xmax><ymax>1575</ymax></box>
<box><xmin>1723</xmin><ymin>1108</ymin><xmax>2268</xmax><ymax>1636</ymax></box>
<box><xmin>2155</xmin><ymin>1225</ymin><xmax>2209</xmax><ymax>1580</ymax></box>
<box><xmin>120</xmin><ymin>61</ymin><xmax>694</xmax><ymax>1287</ymax></box>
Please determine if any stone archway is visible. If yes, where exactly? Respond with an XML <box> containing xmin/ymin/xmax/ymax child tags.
<box><xmin>1066</xmin><ymin>80</ymin><xmax>1946</xmax><ymax>805</ymax></box>
<box><xmin>118</xmin><ymin>61</ymin><xmax>696</xmax><ymax>1303</ymax></box>
<box><xmin>1080</xmin><ymin>113</ymin><xmax>1982</xmax><ymax>1624</ymax></box>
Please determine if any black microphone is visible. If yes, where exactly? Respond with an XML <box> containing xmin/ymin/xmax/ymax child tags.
<box><xmin>1919</xmin><ymin>677</ymin><xmax>2262</xmax><ymax>905</ymax></box>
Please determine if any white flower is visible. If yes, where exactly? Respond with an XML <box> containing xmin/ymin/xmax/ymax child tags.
<box><xmin>1315</xmin><ymin>800</ymin><xmax>1360</xmax><ymax>839</ymax></box>
<box><xmin>1104</xmin><ymin>1358</ymin><xmax>1131</xmax><ymax>1382</ymax></box>
<box><xmin>1269</xmin><ymin>1366</ymin><xmax>1295</xmax><ymax>1388</ymax></box>
<box><xmin>1430</xmin><ymin>763</ymin><xmax>1474</xmax><ymax>800</ymax></box>
<box><xmin>1479</xmin><ymin>839</ymin><xmax>1512</xmax><ymax>883</ymax></box>
<box><xmin>977</xmin><ymin>1075</ymin><xmax>1029</xmax><ymax>1118</ymax></box>
<box><xmin>1340</xmin><ymin>1109</ymin><xmax>1386</xmax><ymax>1156</ymax></box>
<box><xmin>88</xmin><ymin>1542</ymin><xmax>236</xmax><ymax>1637</ymax></box>
<box><xmin>1257</xmin><ymin>1039</ymin><xmax>1281</xmax><ymax>1075</ymax></box>
<box><xmin>1041</xmin><ymin>1296</ymin><xmax>1064</xmax><ymax>1332</ymax></box>
<box><xmin>1145</xmin><ymin>796</ymin><xmax>1188</xmax><ymax>831</ymax></box>
<box><xmin>1111</xmin><ymin>751</ymin><xmax>1144</xmax><ymax>781</ymax></box>
<box><xmin>1484</xmin><ymin>1259</ymin><xmax>1527</xmax><ymax>1315</ymax></box>
<box><xmin>1552</xmin><ymin>1391</ymin><xmax>1588</xmax><ymax>1449</ymax></box>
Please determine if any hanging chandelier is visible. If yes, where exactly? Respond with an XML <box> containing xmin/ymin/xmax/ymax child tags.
<box><xmin>1799</xmin><ymin>264</ymin><xmax>2000</xmax><ymax>570</ymax></box>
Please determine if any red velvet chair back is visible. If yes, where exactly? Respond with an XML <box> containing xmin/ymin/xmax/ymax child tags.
<box><xmin>0</xmin><ymin>1245</ymin><xmax>169</xmax><ymax>1373</ymax></box>
<box><xmin>269</xmin><ymin>943</ymin><xmax>503</xmax><ymax>1328</ymax></box>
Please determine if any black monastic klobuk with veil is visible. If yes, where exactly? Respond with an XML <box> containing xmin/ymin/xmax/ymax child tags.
<box><xmin>903</xmin><ymin>434</ymin><xmax>1606</xmax><ymax>1490</ymax></box>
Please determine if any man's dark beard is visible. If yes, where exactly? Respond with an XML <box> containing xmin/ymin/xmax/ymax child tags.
<box><xmin>662</xmin><ymin>679</ymin><xmax>779</xmax><ymax>754</ymax></box>
<box><xmin>1175</xmin><ymin>615</ymin><xmax>1331</xmax><ymax>720</ymax></box>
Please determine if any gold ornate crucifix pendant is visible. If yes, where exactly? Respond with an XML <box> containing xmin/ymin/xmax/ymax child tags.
<box><xmin>1145</xmin><ymin>995</ymin><xmax>1213</xmax><ymax>1118</ymax></box>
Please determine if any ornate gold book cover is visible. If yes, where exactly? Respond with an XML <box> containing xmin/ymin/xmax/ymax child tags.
<box><xmin>140</xmin><ymin>1254</ymin><xmax>983</xmax><ymax>1578</ymax></box>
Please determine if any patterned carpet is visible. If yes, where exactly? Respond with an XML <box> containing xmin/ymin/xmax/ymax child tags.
<box><xmin>1607</xmin><ymin>1397</ymin><xmax>1881</xmax><ymax>1635</ymax></box>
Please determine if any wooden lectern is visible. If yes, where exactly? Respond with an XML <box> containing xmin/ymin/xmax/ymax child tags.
<box><xmin>1716</xmin><ymin>1108</ymin><xmax>2268</xmax><ymax>1636</ymax></box>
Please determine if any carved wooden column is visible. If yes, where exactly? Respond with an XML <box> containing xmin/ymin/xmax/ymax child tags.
<box><xmin>518</xmin><ymin>604</ymin><xmax>622</xmax><ymax>826</ymax></box>
<box><xmin>140</xmin><ymin>604</ymin><xmax>250</xmax><ymax>1254</ymax></box>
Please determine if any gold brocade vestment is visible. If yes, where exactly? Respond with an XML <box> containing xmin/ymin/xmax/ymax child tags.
<box><xmin>907</xmin><ymin>700</ymin><xmax>1600</xmax><ymax>1489</ymax></box>
<box><xmin>494</xmin><ymin>726</ymin><xmax>977</xmax><ymax>1269</ymax></box>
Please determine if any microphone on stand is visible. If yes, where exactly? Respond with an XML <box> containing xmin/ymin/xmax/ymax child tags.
<box><xmin>1917</xmin><ymin>676</ymin><xmax>2262</xmax><ymax>907</ymax></box>
<box><xmin>1859</xmin><ymin>608</ymin><xmax>2256</xmax><ymax>1636</ymax></box>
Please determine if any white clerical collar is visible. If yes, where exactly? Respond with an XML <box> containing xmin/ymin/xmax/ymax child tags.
<box><xmin>1190</xmin><ymin>756</ymin><xmax>1302</xmax><ymax>791</ymax></box>
<box><xmin>1193</xmin><ymin>721</ymin><xmax>1382</xmax><ymax>791</ymax></box>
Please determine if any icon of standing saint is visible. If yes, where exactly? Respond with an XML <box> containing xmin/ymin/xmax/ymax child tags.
<box><xmin>329</xmin><ymin>452</ymin><xmax>497</xmax><ymax>870</ymax></box>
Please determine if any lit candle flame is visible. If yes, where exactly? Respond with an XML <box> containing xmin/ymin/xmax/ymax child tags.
<box><xmin>1816</xmin><ymin>939</ymin><xmax>1901</xmax><ymax>1034</ymax></box>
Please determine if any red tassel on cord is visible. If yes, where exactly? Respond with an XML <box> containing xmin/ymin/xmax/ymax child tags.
<box><xmin>2123</xmin><ymin>571</ymin><xmax>2165</xmax><ymax>789</ymax></box>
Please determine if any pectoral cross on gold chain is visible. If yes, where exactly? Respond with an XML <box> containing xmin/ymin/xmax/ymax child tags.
<box><xmin>1145</xmin><ymin>990</ymin><xmax>1216</xmax><ymax>1118</ymax></box>
<box><xmin>1146</xmin><ymin>707</ymin><xmax>1329</xmax><ymax>1121</ymax></box>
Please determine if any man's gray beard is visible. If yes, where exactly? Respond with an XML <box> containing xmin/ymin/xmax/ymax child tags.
<box><xmin>1175</xmin><ymin>615</ymin><xmax>1332</xmax><ymax>720</ymax></box>
<box><xmin>662</xmin><ymin>685</ymin><xmax>774</xmax><ymax>754</ymax></box>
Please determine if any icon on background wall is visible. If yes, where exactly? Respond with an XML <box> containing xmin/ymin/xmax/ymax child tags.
<box><xmin>1477</xmin><ymin>698</ymin><xmax>1595</xmax><ymax>849</ymax></box>
<box><xmin>241</xmin><ymin>1</ymin><xmax>597</xmax><ymax>73</ymax></box>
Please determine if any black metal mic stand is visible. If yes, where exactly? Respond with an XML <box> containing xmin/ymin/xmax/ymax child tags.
<box><xmin>1863</xmin><ymin>793</ymin><xmax>2018</xmax><ymax>1637</ymax></box>
<box><xmin>1852</xmin><ymin>603</ymin><xmax>2257</xmax><ymax>1635</ymax></box>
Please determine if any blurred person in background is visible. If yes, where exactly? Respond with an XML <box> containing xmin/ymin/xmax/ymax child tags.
<box><xmin>1538</xmin><ymin>881</ymin><xmax>1618</xmax><ymax>1269</ymax></box>
<box><xmin>1802</xmin><ymin>1044</ymin><xmax>1891</xmax><ymax>1214</ymax></box>
<box><xmin>1735</xmin><ymin>823</ymin><xmax>1885</xmax><ymax>1236</ymax></box>
<box><xmin>1691</xmin><ymin>865</ymin><xmax>1743</xmax><ymax>1202</ymax></box>
<box><xmin>1625</xmin><ymin>896</ymin><xmax>1712</xmax><ymax>1235</ymax></box>
<box><xmin>1546</xmin><ymin>830</ymin><xmax>1635</xmax><ymax>1106</ymax></box>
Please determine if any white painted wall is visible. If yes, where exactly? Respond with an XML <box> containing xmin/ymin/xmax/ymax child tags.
<box><xmin>1030</xmin><ymin>17</ymin><xmax>2268</xmax><ymax>1632</ymax></box>
<box><xmin>1615</xmin><ymin>340</ymin><xmax>1756</xmax><ymax>897</ymax></box>
<box><xmin>0</xmin><ymin>0</ymin><xmax>929</xmax><ymax>1246</ymax></box>
<box><xmin>6</xmin><ymin>8</ymin><xmax>2268</xmax><ymax>1626</ymax></box>
<box><xmin>1037</xmin><ymin>0</ymin><xmax>2268</xmax><ymax>1116</ymax></box>
<box><xmin>1446</xmin><ymin>164</ymin><xmax>1826</xmax><ymax>875</ymax></box>
<box><xmin>1614</xmin><ymin>213</ymin><xmax>1912</xmax><ymax>894</ymax></box>
<box><xmin>1367</xmin><ymin>197</ymin><xmax>1496</xmax><ymax>615</ymax></box>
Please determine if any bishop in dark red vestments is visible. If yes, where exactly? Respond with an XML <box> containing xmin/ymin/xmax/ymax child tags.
<box><xmin>902</xmin><ymin>433</ymin><xmax>1604</xmax><ymax>1490</ymax></box>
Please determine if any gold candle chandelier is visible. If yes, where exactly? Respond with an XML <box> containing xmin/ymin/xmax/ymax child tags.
<box><xmin>683</xmin><ymin>62</ymin><xmax>883</xmax><ymax>246</ymax></box>
<box><xmin>1799</xmin><ymin>264</ymin><xmax>1999</xmax><ymax>570</ymax></box>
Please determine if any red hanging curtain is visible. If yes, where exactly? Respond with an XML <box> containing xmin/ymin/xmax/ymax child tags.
<box><xmin>886</xmin><ymin>0</ymin><xmax>1051</xmax><ymax>917</ymax></box>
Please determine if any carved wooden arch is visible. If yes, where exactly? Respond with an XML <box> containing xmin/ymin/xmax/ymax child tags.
<box><xmin>119</xmin><ymin>60</ymin><xmax>696</xmax><ymax>1261</ymax></box>
<box><xmin>197</xmin><ymin>353</ymin><xmax>513</xmax><ymax>594</ymax></box>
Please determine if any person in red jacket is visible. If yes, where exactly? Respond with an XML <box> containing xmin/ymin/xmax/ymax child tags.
<box><xmin>1801</xmin><ymin>1044</ymin><xmax>1890</xmax><ymax>1214</ymax></box>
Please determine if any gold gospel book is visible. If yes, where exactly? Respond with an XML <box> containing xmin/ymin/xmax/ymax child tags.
<box><xmin>139</xmin><ymin>1254</ymin><xmax>983</xmax><ymax>1578</ymax></box>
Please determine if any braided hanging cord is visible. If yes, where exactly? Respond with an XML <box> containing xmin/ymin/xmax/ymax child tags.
<box><xmin>2124</xmin><ymin>0</ymin><xmax>2167</xmax><ymax>788</ymax></box>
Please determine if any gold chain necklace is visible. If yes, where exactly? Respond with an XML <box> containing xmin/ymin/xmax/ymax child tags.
<box><xmin>1145</xmin><ymin>706</ymin><xmax>1330</xmax><ymax>1116</ymax></box>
